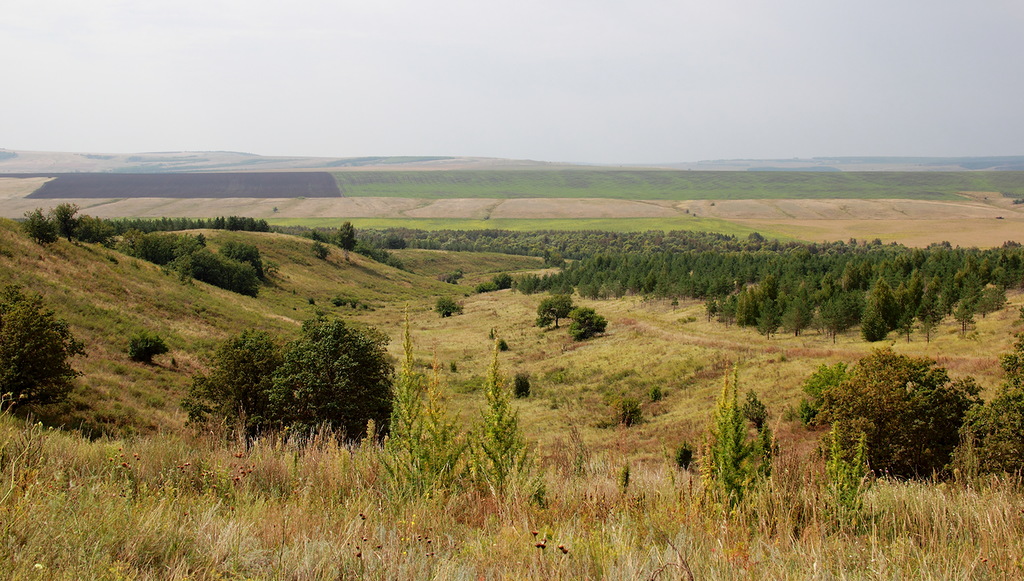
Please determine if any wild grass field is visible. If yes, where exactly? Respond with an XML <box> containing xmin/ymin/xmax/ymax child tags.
<box><xmin>2</xmin><ymin>217</ymin><xmax>1024</xmax><ymax>578</ymax></box>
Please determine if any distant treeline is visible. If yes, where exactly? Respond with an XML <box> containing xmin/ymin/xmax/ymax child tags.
<box><xmin>354</xmin><ymin>228</ymin><xmax>791</xmax><ymax>260</ymax></box>
<box><xmin>109</xmin><ymin>216</ymin><xmax>271</xmax><ymax>234</ymax></box>
<box><xmin>533</xmin><ymin>241</ymin><xmax>1024</xmax><ymax>341</ymax></box>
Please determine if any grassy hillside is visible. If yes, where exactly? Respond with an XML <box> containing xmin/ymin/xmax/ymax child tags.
<box><xmin>332</xmin><ymin>169</ymin><xmax>1024</xmax><ymax>200</ymax></box>
<box><xmin>3</xmin><ymin>217</ymin><xmax>1024</xmax><ymax>578</ymax></box>
<box><xmin>0</xmin><ymin>219</ymin><xmax>475</xmax><ymax>436</ymax></box>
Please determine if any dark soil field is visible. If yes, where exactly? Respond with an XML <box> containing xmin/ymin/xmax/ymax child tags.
<box><xmin>22</xmin><ymin>171</ymin><xmax>341</xmax><ymax>198</ymax></box>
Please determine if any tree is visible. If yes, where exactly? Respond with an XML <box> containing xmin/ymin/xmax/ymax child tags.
<box><xmin>567</xmin><ymin>306</ymin><xmax>607</xmax><ymax>340</ymax></box>
<box><xmin>473</xmin><ymin>341</ymin><xmax>531</xmax><ymax>494</ymax></box>
<box><xmin>220</xmin><ymin>241</ymin><xmax>265</xmax><ymax>279</ymax></box>
<box><xmin>536</xmin><ymin>294</ymin><xmax>574</xmax><ymax>329</ymax></box>
<box><xmin>703</xmin><ymin>369</ymin><xmax>772</xmax><ymax>507</ymax></box>
<box><xmin>435</xmin><ymin>296</ymin><xmax>463</xmax><ymax>318</ymax></box>
<box><xmin>781</xmin><ymin>293</ymin><xmax>813</xmax><ymax>337</ymax></box>
<box><xmin>127</xmin><ymin>331</ymin><xmax>169</xmax><ymax>364</ymax></box>
<box><xmin>953</xmin><ymin>298</ymin><xmax>976</xmax><ymax>337</ymax></box>
<box><xmin>182</xmin><ymin>329</ymin><xmax>282</xmax><ymax>436</ymax></box>
<box><xmin>818</xmin><ymin>348</ymin><xmax>980</xmax><ymax>478</ymax></box>
<box><xmin>383</xmin><ymin>317</ymin><xmax>467</xmax><ymax>494</ymax></box>
<box><xmin>49</xmin><ymin>203</ymin><xmax>80</xmax><ymax>242</ymax></box>
<box><xmin>269</xmin><ymin>316</ymin><xmax>393</xmax><ymax>440</ymax></box>
<box><xmin>0</xmin><ymin>285</ymin><xmax>85</xmax><ymax>407</ymax></box>
<box><xmin>22</xmin><ymin>208</ymin><xmax>57</xmax><ymax>245</ymax></box>
<box><xmin>337</xmin><ymin>222</ymin><xmax>356</xmax><ymax>260</ymax></box>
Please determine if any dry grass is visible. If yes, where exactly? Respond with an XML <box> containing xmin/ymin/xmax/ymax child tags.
<box><xmin>2</xmin><ymin>405</ymin><xmax>1022</xmax><ymax>580</ymax></box>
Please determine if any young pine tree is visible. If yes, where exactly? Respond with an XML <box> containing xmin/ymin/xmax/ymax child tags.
<box><xmin>473</xmin><ymin>340</ymin><xmax>532</xmax><ymax>495</ymax></box>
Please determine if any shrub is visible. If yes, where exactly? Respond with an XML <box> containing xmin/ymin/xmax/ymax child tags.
<box><xmin>956</xmin><ymin>334</ymin><xmax>1024</xmax><ymax>474</ymax></box>
<box><xmin>312</xmin><ymin>240</ymin><xmax>330</xmax><ymax>260</ymax></box>
<box><xmin>819</xmin><ymin>348</ymin><xmax>980</xmax><ymax>478</ymax></box>
<box><xmin>567</xmin><ymin>307</ymin><xmax>607</xmax><ymax>341</ymax></box>
<box><xmin>0</xmin><ymin>285</ymin><xmax>85</xmax><ymax>406</ymax></box>
<box><xmin>497</xmin><ymin>338</ymin><xmax>509</xmax><ymax>352</ymax></box>
<box><xmin>675</xmin><ymin>442</ymin><xmax>694</xmax><ymax>470</ymax></box>
<box><xmin>220</xmin><ymin>241</ymin><xmax>264</xmax><ymax>279</ymax></box>
<box><xmin>513</xmin><ymin>373</ymin><xmax>531</xmax><ymax>398</ymax></box>
<box><xmin>616</xmin><ymin>397</ymin><xmax>643</xmax><ymax>427</ymax></box>
<box><xmin>128</xmin><ymin>331</ymin><xmax>169</xmax><ymax>364</ymax></box>
<box><xmin>742</xmin><ymin>390</ymin><xmax>768</xmax><ymax>430</ymax></box>
<box><xmin>435</xmin><ymin>297</ymin><xmax>463</xmax><ymax>318</ymax></box>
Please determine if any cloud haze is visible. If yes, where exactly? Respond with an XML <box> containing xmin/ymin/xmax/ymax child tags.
<box><xmin>3</xmin><ymin>0</ymin><xmax>1022</xmax><ymax>164</ymax></box>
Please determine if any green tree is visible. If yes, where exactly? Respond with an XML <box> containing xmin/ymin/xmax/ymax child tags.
<box><xmin>702</xmin><ymin>369</ymin><xmax>771</xmax><ymax>507</ymax></box>
<box><xmin>953</xmin><ymin>298</ymin><xmax>976</xmax><ymax>337</ymax></box>
<box><xmin>781</xmin><ymin>293</ymin><xmax>813</xmax><ymax>337</ymax></box>
<box><xmin>384</xmin><ymin>317</ymin><xmax>467</xmax><ymax>494</ymax></box>
<box><xmin>819</xmin><ymin>348</ymin><xmax>980</xmax><ymax>478</ymax></box>
<box><xmin>798</xmin><ymin>362</ymin><xmax>848</xmax><ymax>425</ymax></box>
<box><xmin>220</xmin><ymin>241</ymin><xmax>265</xmax><ymax>279</ymax></box>
<box><xmin>0</xmin><ymin>286</ymin><xmax>85</xmax><ymax>407</ymax></box>
<box><xmin>337</xmin><ymin>222</ymin><xmax>356</xmax><ymax>260</ymax></box>
<box><xmin>22</xmin><ymin>208</ymin><xmax>57</xmax><ymax>245</ymax></box>
<box><xmin>567</xmin><ymin>306</ymin><xmax>607</xmax><ymax>340</ymax></box>
<box><xmin>473</xmin><ymin>341</ymin><xmax>531</xmax><ymax>494</ymax></box>
<box><xmin>270</xmin><ymin>316</ymin><xmax>393</xmax><ymax>440</ymax></box>
<box><xmin>536</xmin><ymin>294</ymin><xmax>574</xmax><ymax>329</ymax></box>
<box><xmin>49</xmin><ymin>203</ymin><xmax>80</xmax><ymax>242</ymax></box>
<box><xmin>182</xmin><ymin>329</ymin><xmax>282</xmax><ymax>437</ymax></box>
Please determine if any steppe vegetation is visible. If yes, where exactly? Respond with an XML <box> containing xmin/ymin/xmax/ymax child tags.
<box><xmin>2</xmin><ymin>207</ymin><xmax>1024</xmax><ymax>579</ymax></box>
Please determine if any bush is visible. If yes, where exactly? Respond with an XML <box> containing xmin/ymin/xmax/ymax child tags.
<box><xmin>956</xmin><ymin>334</ymin><xmax>1024</xmax><ymax>474</ymax></box>
<box><xmin>220</xmin><ymin>241</ymin><xmax>264</xmax><ymax>279</ymax></box>
<box><xmin>0</xmin><ymin>285</ymin><xmax>85</xmax><ymax>406</ymax></box>
<box><xmin>675</xmin><ymin>442</ymin><xmax>694</xmax><ymax>470</ymax></box>
<box><xmin>513</xmin><ymin>373</ymin><xmax>531</xmax><ymax>398</ymax></box>
<box><xmin>742</xmin><ymin>390</ymin><xmax>768</xmax><ymax>430</ymax></box>
<box><xmin>616</xmin><ymin>397</ymin><xmax>643</xmax><ymax>427</ymax></box>
<box><xmin>497</xmin><ymin>338</ymin><xmax>509</xmax><ymax>352</ymax></box>
<box><xmin>819</xmin><ymin>348</ymin><xmax>980</xmax><ymax>478</ymax></box>
<box><xmin>568</xmin><ymin>307</ymin><xmax>607</xmax><ymax>341</ymax></box>
<box><xmin>435</xmin><ymin>297</ymin><xmax>463</xmax><ymax>318</ymax></box>
<box><xmin>128</xmin><ymin>331</ymin><xmax>169</xmax><ymax>364</ymax></box>
<box><xmin>312</xmin><ymin>240</ymin><xmax>330</xmax><ymax>260</ymax></box>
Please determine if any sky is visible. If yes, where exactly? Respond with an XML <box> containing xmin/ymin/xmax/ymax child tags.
<box><xmin>3</xmin><ymin>0</ymin><xmax>1023</xmax><ymax>164</ymax></box>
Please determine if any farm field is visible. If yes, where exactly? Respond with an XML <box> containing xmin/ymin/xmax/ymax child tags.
<box><xmin>328</xmin><ymin>169</ymin><xmax>1024</xmax><ymax>200</ymax></box>
<box><xmin>4</xmin><ymin>168</ymin><xmax>1024</xmax><ymax>247</ymax></box>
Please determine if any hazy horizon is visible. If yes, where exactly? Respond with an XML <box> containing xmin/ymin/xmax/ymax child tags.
<box><xmin>5</xmin><ymin>0</ymin><xmax>1023</xmax><ymax>165</ymax></box>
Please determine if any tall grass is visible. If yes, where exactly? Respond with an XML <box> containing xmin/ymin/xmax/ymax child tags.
<box><xmin>3</xmin><ymin>408</ymin><xmax>1022</xmax><ymax>580</ymax></box>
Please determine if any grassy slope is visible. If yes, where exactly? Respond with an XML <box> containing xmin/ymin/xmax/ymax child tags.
<box><xmin>333</xmin><ymin>169</ymin><xmax>1024</xmax><ymax>200</ymax></box>
<box><xmin>0</xmin><ymin>219</ymin><xmax>473</xmax><ymax>435</ymax></box>
<box><xmin>3</xmin><ymin>218</ymin><xmax>1024</xmax><ymax>578</ymax></box>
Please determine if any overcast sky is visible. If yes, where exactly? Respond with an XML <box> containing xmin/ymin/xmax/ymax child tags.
<box><xmin>4</xmin><ymin>0</ymin><xmax>1022</xmax><ymax>164</ymax></box>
